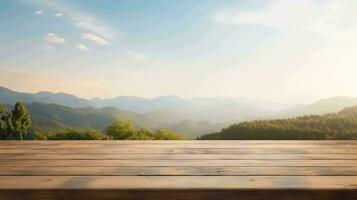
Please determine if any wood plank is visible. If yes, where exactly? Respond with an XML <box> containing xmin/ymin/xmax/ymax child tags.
<box><xmin>1</xmin><ymin>144</ymin><xmax>357</xmax><ymax>149</ymax></box>
<box><xmin>0</xmin><ymin>153</ymin><xmax>356</xmax><ymax>160</ymax></box>
<box><xmin>1</xmin><ymin>166</ymin><xmax>357</xmax><ymax>176</ymax></box>
<box><xmin>0</xmin><ymin>176</ymin><xmax>357</xmax><ymax>189</ymax></box>
<box><xmin>1</xmin><ymin>148</ymin><xmax>357</xmax><ymax>154</ymax></box>
<box><xmin>2</xmin><ymin>140</ymin><xmax>357</xmax><ymax>144</ymax></box>
<box><xmin>1</xmin><ymin>159</ymin><xmax>357</xmax><ymax>166</ymax></box>
<box><xmin>1</xmin><ymin>189</ymin><xmax>356</xmax><ymax>200</ymax></box>
<box><xmin>1</xmin><ymin>141</ymin><xmax>357</xmax><ymax>199</ymax></box>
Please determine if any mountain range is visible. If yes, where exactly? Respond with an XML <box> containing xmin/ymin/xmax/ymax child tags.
<box><xmin>0</xmin><ymin>86</ymin><xmax>291</xmax><ymax>122</ymax></box>
<box><xmin>278</xmin><ymin>96</ymin><xmax>357</xmax><ymax>116</ymax></box>
<box><xmin>2</xmin><ymin>86</ymin><xmax>357</xmax><ymax>136</ymax></box>
<box><xmin>3</xmin><ymin>102</ymin><xmax>223</xmax><ymax>138</ymax></box>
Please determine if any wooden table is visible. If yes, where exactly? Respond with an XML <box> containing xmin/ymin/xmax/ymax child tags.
<box><xmin>0</xmin><ymin>140</ymin><xmax>357</xmax><ymax>199</ymax></box>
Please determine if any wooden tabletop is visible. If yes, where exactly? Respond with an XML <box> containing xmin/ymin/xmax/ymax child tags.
<box><xmin>1</xmin><ymin>140</ymin><xmax>357</xmax><ymax>200</ymax></box>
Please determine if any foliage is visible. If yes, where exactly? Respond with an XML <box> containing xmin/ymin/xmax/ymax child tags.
<box><xmin>34</xmin><ymin>129</ymin><xmax>108</xmax><ymax>140</ymax></box>
<box><xmin>105</xmin><ymin>120</ymin><xmax>136</xmax><ymax>139</ymax></box>
<box><xmin>34</xmin><ymin>120</ymin><xmax>185</xmax><ymax>140</ymax></box>
<box><xmin>199</xmin><ymin>106</ymin><xmax>357</xmax><ymax>140</ymax></box>
<box><xmin>127</xmin><ymin>128</ymin><xmax>156</xmax><ymax>140</ymax></box>
<box><xmin>104</xmin><ymin>120</ymin><xmax>185</xmax><ymax>140</ymax></box>
<box><xmin>0</xmin><ymin>102</ymin><xmax>31</xmax><ymax>140</ymax></box>
<box><xmin>153</xmin><ymin>129</ymin><xmax>184</xmax><ymax>140</ymax></box>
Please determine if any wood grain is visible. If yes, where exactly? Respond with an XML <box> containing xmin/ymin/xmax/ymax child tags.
<box><xmin>1</xmin><ymin>166</ymin><xmax>357</xmax><ymax>176</ymax></box>
<box><xmin>0</xmin><ymin>153</ymin><xmax>356</xmax><ymax>160</ymax></box>
<box><xmin>1</xmin><ymin>140</ymin><xmax>357</xmax><ymax>199</ymax></box>
<box><xmin>1</xmin><ymin>144</ymin><xmax>357</xmax><ymax>148</ymax></box>
<box><xmin>1</xmin><ymin>176</ymin><xmax>357</xmax><ymax>189</ymax></box>
<box><xmin>2</xmin><ymin>159</ymin><xmax>357</xmax><ymax>166</ymax></box>
<box><xmin>2</xmin><ymin>148</ymin><xmax>357</xmax><ymax>154</ymax></box>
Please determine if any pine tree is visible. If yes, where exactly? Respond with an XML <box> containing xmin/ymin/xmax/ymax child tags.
<box><xmin>0</xmin><ymin>102</ymin><xmax>31</xmax><ymax>140</ymax></box>
<box><xmin>10</xmin><ymin>102</ymin><xmax>32</xmax><ymax>140</ymax></box>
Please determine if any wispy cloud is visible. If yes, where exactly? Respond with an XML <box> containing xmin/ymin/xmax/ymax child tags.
<box><xmin>212</xmin><ymin>0</ymin><xmax>357</xmax><ymax>40</ymax></box>
<box><xmin>76</xmin><ymin>44</ymin><xmax>88</xmax><ymax>51</ymax></box>
<box><xmin>81</xmin><ymin>33</ymin><xmax>108</xmax><ymax>45</ymax></box>
<box><xmin>54</xmin><ymin>12</ymin><xmax>62</xmax><ymax>17</ymax></box>
<box><xmin>212</xmin><ymin>0</ymin><xmax>322</xmax><ymax>29</ymax></box>
<box><xmin>35</xmin><ymin>10</ymin><xmax>43</xmax><ymax>15</ymax></box>
<box><xmin>43</xmin><ymin>33</ymin><xmax>65</xmax><ymax>51</ymax></box>
<box><xmin>44</xmin><ymin>45</ymin><xmax>56</xmax><ymax>52</ymax></box>
<box><xmin>73</xmin><ymin>15</ymin><xmax>116</xmax><ymax>42</ymax></box>
<box><xmin>207</xmin><ymin>0</ymin><xmax>357</xmax><ymax>102</ymax></box>
<box><xmin>125</xmin><ymin>51</ymin><xmax>160</xmax><ymax>64</ymax></box>
<box><xmin>23</xmin><ymin>0</ymin><xmax>117</xmax><ymax>43</ymax></box>
<box><xmin>44</xmin><ymin>33</ymin><xmax>65</xmax><ymax>44</ymax></box>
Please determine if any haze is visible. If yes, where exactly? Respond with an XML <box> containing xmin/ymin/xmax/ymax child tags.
<box><xmin>1</xmin><ymin>0</ymin><xmax>357</xmax><ymax>104</ymax></box>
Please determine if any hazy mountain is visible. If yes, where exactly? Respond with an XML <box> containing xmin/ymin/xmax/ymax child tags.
<box><xmin>0</xmin><ymin>86</ymin><xmax>292</xmax><ymax>123</ymax></box>
<box><xmin>190</xmin><ymin>102</ymin><xmax>271</xmax><ymax>123</ymax></box>
<box><xmin>0</xmin><ymin>86</ymin><xmax>92</xmax><ymax>108</ymax></box>
<box><xmin>280</xmin><ymin>96</ymin><xmax>357</xmax><ymax>117</ymax></box>
<box><xmin>91</xmin><ymin>95</ymin><xmax>189</xmax><ymax>113</ymax></box>
<box><xmin>188</xmin><ymin>97</ymin><xmax>291</xmax><ymax>112</ymax></box>
<box><xmin>144</xmin><ymin>98</ymin><xmax>291</xmax><ymax>123</ymax></box>
<box><xmin>7</xmin><ymin>102</ymin><xmax>222</xmax><ymax>137</ymax></box>
<box><xmin>4</xmin><ymin>86</ymin><xmax>357</xmax><ymax>136</ymax></box>
<box><xmin>171</xmin><ymin>120</ymin><xmax>225</xmax><ymax>138</ymax></box>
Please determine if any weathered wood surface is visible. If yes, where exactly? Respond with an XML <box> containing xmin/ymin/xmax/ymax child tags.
<box><xmin>0</xmin><ymin>140</ymin><xmax>357</xmax><ymax>200</ymax></box>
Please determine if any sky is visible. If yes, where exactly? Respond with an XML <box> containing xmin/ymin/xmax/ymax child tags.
<box><xmin>0</xmin><ymin>0</ymin><xmax>357</xmax><ymax>103</ymax></box>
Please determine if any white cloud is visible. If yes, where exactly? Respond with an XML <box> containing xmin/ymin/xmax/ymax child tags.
<box><xmin>23</xmin><ymin>0</ymin><xmax>116</xmax><ymax>42</ymax></box>
<box><xmin>45</xmin><ymin>44</ymin><xmax>56</xmax><ymax>52</ymax></box>
<box><xmin>125</xmin><ymin>51</ymin><xmax>149</xmax><ymax>61</ymax></box>
<box><xmin>43</xmin><ymin>33</ymin><xmax>65</xmax><ymax>44</ymax></box>
<box><xmin>81</xmin><ymin>33</ymin><xmax>108</xmax><ymax>45</ymax></box>
<box><xmin>35</xmin><ymin>10</ymin><xmax>43</xmax><ymax>15</ymax></box>
<box><xmin>207</xmin><ymin>0</ymin><xmax>357</xmax><ymax>102</ymax></box>
<box><xmin>73</xmin><ymin>15</ymin><xmax>116</xmax><ymax>42</ymax></box>
<box><xmin>19</xmin><ymin>0</ymin><xmax>357</xmax><ymax>101</ymax></box>
<box><xmin>124</xmin><ymin>51</ymin><xmax>160</xmax><ymax>64</ymax></box>
<box><xmin>54</xmin><ymin>12</ymin><xmax>63</xmax><ymax>17</ymax></box>
<box><xmin>76</xmin><ymin>44</ymin><xmax>88</xmax><ymax>50</ymax></box>
<box><xmin>213</xmin><ymin>0</ymin><xmax>323</xmax><ymax>29</ymax></box>
<box><xmin>213</xmin><ymin>0</ymin><xmax>357</xmax><ymax>39</ymax></box>
<box><xmin>213</xmin><ymin>0</ymin><xmax>324</xmax><ymax>29</ymax></box>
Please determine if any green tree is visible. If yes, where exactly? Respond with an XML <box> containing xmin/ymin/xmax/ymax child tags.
<box><xmin>105</xmin><ymin>120</ymin><xmax>135</xmax><ymax>139</ymax></box>
<box><xmin>0</xmin><ymin>105</ymin><xmax>11</xmax><ymax>139</ymax></box>
<box><xmin>10</xmin><ymin>102</ymin><xmax>32</xmax><ymax>140</ymax></box>
<box><xmin>0</xmin><ymin>102</ymin><xmax>31</xmax><ymax>140</ymax></box>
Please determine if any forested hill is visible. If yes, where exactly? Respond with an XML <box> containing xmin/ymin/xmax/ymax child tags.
<box><xmin>4</xmin><ymin>102</ymin><xmax>221</xmax><ymax>137</ymax></box>
<box><xmin>199</xmin><ymin>106</ymin><xmax>357</xmax><ymax>140</ymax></box>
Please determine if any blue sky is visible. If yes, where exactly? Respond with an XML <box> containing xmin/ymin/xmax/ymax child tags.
<box><xmin>0</xmin><ymin>0</ymin><xmax>357</xmax><ymax>103</ymax></box>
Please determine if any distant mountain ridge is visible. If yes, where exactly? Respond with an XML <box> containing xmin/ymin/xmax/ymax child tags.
<box><xmin>3</xmin><ymin>86</ymin><xmax>357</xmax><ymax>136</ymax></box>
<box><xmin>278</xmin><ymin>96</ymin><xmax>357</xmax><ymax>117</ymax></box>
<box><xmin>0</xmin><ymin>86</ymin><xmax>292</xmax><ymax>123</ymax></box>
<box><xmin>3</xmin><ymin>102</ymin><xmax>223</xmax><ymax>137</ymax></box>
<box><xmin>91</xmin><ymin>95</ymin><xmax>189</xmax><ymax>113</ymax></box>
<box><xmin>0</xmin><ymin>86</ymin><xmax>93</xmax><ymax>108</ymax></box>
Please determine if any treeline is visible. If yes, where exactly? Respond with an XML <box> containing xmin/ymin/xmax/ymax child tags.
<box><xmin>199</xmin><ymin>106</ymin><xmax>357</xmax><ymax>140</ymax></box>
<box><xmin>34</xmin><ymin>121</ymin><xmax>184</xmax><ymax>140</ymax></box>
<box><xmin>1</xmin><ymin>102</ymin><xmax>184</xmax><ymax>140</ymax></box>
<box><xmin>5</xmin><ymin>101</ymin><xmax>357</xmax><ymax>140</ymax></box>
